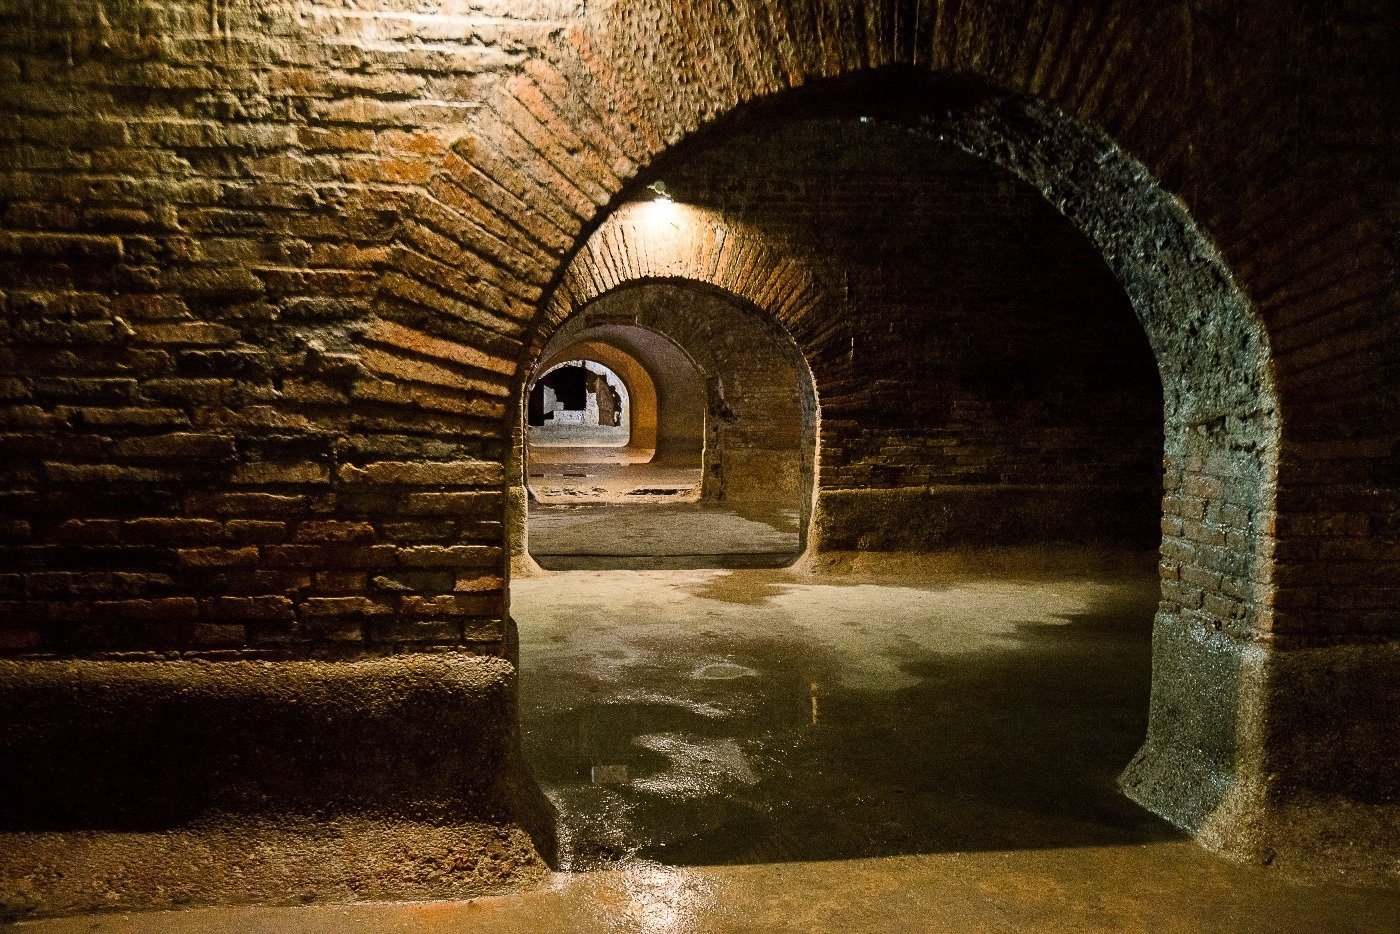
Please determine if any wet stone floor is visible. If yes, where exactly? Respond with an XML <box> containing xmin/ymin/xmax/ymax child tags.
<box><xmin>527</xmin><ymin>503</ymin><xmax>801</xmax><ymax>568</ymax></box>
<box><xmin>16</xmin><ymin>558</ymin><xmax>1400</xmax><ymax>932</ymax></box>
<box><xmin>515</xmin><ymin>564</ymin><xmax>1173</xmax><ymax>869</ymax></box>
<box><xmin>524</xmin><ymin>454</ymin><xmax>802</xmax><ymax>568</ymax></box>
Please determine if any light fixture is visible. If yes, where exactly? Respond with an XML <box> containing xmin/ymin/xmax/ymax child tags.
<box><xmin>638</xmin><ymin>180</ymin><xmax>681</xmax><ymax>230</ymax></box>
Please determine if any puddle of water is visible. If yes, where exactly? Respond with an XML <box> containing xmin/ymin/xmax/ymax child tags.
<box><xmin>691</xmin><ymin>662</ymin><xmax>758</xmax><ymax>681</ymax></box>
<box><xmin>519</xmin><ymin>575</ymin><xmax>1175</xmax><ymax>871</ymax></box>
<box><xmin>630</xmin><ymin>734</ymin><xmax>760</xmax><ymax>798</ymax></box>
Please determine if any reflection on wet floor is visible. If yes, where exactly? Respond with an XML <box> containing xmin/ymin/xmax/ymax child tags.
<box><xmin>16</xmin><ymin>559</ymin><xmax>1400</xmax><ymax>933</ymax></box>
<box><xmin>514</xmin><ymin>564</ymin><xmax>1176</xmax><ymax>871</ymax></box>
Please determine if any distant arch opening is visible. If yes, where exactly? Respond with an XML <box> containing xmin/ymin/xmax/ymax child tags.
<box><xmin>528</xmin><ymin>360</ymin><xmax>632</xmax><ymax>446</ymax></box>
<box><xmin>518</xmin><ymin>281</ymin><xmax>818</xmax><ymax>569</ymax></box>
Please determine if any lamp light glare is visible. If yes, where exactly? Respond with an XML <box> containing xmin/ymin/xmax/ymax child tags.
<box><xmin>638</xmin><ymin>180</ymin><xmax>682</xmax><ymax>229</ymax></box>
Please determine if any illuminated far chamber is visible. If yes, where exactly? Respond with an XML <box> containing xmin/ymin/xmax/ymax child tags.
<box><xmin>527</xmin><ymin>360</ymin><xmax>631</xmax><ymax>447</ymax></box>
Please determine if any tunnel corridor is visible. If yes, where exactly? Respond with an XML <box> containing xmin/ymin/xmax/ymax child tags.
<box><xmin>0</xmin><ymin>1</ymin><xmax>1395</xmax><ymax>929</ymax></box>
<box><xmin>504</xmin><ymin>106</ymin><xmax>1180</xmax><ymax>877</ymax></box>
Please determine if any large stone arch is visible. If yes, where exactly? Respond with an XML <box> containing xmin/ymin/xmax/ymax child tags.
<box><xmin>353</xmin><ymin>3</ymin><xmax>1395</xmax><ymax>875</ymax></box>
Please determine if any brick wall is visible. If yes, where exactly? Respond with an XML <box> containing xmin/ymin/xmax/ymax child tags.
<box><xmin>0</xmin><ymin>0</ymin><xmax>1395</xmax><ymax>873</ymax></box>
<box><xmin>6</xmin><ymin>0</ymin><xmax>1392</xmax><ymax>656</ymax></box>
<box><xmin>668</xmin><ymin>120</ymin><xmax>1164</xmax><ymax>549</ymax></box>
<box><xmin>0</xmin><ymin>0</ymin><xmax>585</xmax><ymax>655</ymax></box>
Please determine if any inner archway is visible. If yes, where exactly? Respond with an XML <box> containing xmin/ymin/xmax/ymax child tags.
<box><xmin>511</xmin><ymin>97</ymin><xmax>1180</xmax><ymax>868</ymax></box>
<box><xmin>519</xmin><ymin>279</ymin><xmax>819</xmax><ymax>570</ymax></box>
<box><xmin>533</xmin><ymin>327</ymin><xmax>693</xmax><ymax>468</ymax></box>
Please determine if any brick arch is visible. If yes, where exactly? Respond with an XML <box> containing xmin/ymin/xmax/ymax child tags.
<box><xmin>530</xmin><ymin>203</ymin><xmax>825</xmax><ymax>517</ymax></box>
<box><xmin>534</xmin><ymin>201</ymin><xmax>825</xmax><ymax>366</ymax></box>
<box><xmin>532</xmin><ymin>342</ymin><xmax>662</xmax><ymax>454</ymax></box>
<box><xmin>511</xmin><ymin>268</ymin><xmax>823</xmax><ymax>565</ymax></box>
<box><xmin>358</xmin><ymin>2</ymin><xmax>1395</xmax><ymax>874</ymax></box>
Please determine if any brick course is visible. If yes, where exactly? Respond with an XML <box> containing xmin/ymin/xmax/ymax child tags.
<box><xmin>0</xmin><ymin>0</ymin><xmax>1394</xmax><ymax>875</ymax></box>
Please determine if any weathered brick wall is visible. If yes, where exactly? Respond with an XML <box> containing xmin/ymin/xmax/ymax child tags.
<box><xmin>665</xmin><ymin>119</ymin><xmax>1164</xmax><ymax>549</ymax></box>
<box><xmin>4</xmin><ymin>0</ymin><xmax>1390</xmax><ymax>653</ymax></box>
<box><xmin>0</xmin><ymin>0</ymin><xmax>584</xmax><ymax>655</ymax></box>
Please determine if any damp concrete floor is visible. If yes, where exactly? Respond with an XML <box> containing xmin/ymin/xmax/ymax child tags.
<box><xmin>528</xmin><ymin>463</ymin><xmax>703</xmax><ymax>503</ymax></box>
<box><xmin>15</xmin><ymin>556</ymin><xmax>1400</xmax><ymax>932</ymax></box>
<box><xmin>515</xmin><ymin>560</ymin><xmax>1175</xmax><ymax>869</ymax></box>
<box><xmin>524</xmin><ymin>453</ymin><xmax>804</xmax><ymax>567</ymax></box>
<box><xmin>528</xmin><ymin>503</ymin><xmax>801</xmax><ymax>568</ymax></box>
<box><xmin>528</xmin><ymin>424</ymin><xmax>633</xmax><ymax>449</ymax></box>
<box><xmin>529</xmin><ymin>444</ymin><xmax>659</xmax><ymax>467</ymax></box>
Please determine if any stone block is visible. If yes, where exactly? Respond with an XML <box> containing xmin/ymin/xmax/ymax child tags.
<box><xmin>0</xmin><ymin>654</ymin><xmax>530</xmax><ymax>829</ymax></box>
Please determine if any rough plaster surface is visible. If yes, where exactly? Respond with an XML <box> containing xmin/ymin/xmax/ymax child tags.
<box><xmin>0</xmin><ymin>818</ymin><xmax>546</xmax><ymax>924</ymax></box>
<box><xmin>0</xmin><ymin>653</ymin><xmax>530</xmax><ymax>827</ymax></box>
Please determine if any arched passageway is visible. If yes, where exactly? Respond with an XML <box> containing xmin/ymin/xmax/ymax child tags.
<box><xmin>510</xmin><ymin>90</ymin><xmax>1178</xmax><ymax>866</ymax></box>
<box><xmin>518</xmin><ymin>279</ymin><xmax>819</xmax><ymax>569</ymax></box>
<box><xmin>528</xmin><ymin>360</ymin><xmax>632</xmax><ymax>445</ymax></box>
<box><xmin>319</xmin><ymin>45</ymin><xmax>1387</xmax><ymax>877</ymax></box>
<box><xmin>352</xmin><ymin>61</ymin><xmax>1370</xmax><ymax>873</ymax></box>
<box><xmin>1</xmin><ymin>0</ymin><xmax>1395</xmax><ymax>920</ymax></box>
<box><xmin>532</xmin><ymin>327</ymin><xmax>696</xmax><ymax>466</ymax></box>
